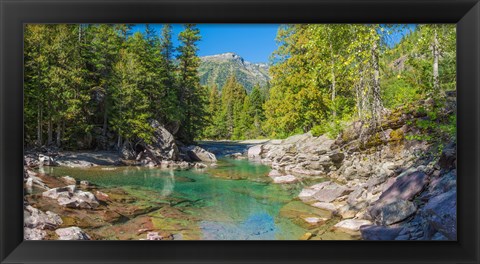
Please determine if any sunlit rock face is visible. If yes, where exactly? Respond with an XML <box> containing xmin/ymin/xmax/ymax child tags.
<box><xmin>199</xmin><ymin>52</ymin><xmax>271</xmax><ymax>92</ymax></box>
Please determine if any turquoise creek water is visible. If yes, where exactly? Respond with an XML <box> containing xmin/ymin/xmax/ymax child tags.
<box><xmin>39</xmin><ymin>142</ymin><xmax>333</xmax><ymax>240</ymax></box>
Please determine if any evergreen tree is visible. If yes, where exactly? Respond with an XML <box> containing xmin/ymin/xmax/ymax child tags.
<box><xmin>176</xmin><ymin>24</ymin><xmax>206</xmax><ymax>142</ymax></box>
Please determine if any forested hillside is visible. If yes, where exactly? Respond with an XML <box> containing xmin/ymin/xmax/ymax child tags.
<box><xmin>24</xmin><ymin>24</ymin><xmax>456</xmax><ymax>150</ymax></box>
<box><xmin>25</xmin><ymin>24</ymin><xmax>206</xmax><ymax>149</ymax></box>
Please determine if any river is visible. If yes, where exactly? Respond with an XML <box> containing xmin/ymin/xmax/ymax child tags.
<box><xmin>39</xmin><ymin>141</ymin><xmax>352</xmax><ymax>240</ymax></box>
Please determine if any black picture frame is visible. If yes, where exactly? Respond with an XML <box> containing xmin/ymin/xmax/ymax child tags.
<box><xmin>1</xmin><ymin>0</ymin><xmax>479</xmax><ymax>263</ymax></box>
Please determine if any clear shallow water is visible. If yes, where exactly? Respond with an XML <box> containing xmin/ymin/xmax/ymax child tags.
<box><xmin>40</xmin><ymin>157</ymin><xmax>310</xmax><ymax>240</ymax></box>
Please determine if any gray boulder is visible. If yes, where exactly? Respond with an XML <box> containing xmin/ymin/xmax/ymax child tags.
<box><xmin>247</xmin><ymin>145</ymin><xmax>263</xmax><ymax>160</ymax></box>
<box><xmin>143</xmin><ymin>120</ymin><xmax>179</xmax><ymax>162</ymax></box>
<box><xmin>24</xmin><ymin>205</ymin><xmax>63</xmax><ymax>230</ymax></box>
<box><xmin>360</xmin><ymin>225</ymin><xmax>403</xmax><ymax>240</ymax></box>
<box><xmin>369</xmin><ymin>171</ymin><xmax>427</xmax><ymax>219</ymax></box>
<box><xmin>120</xmin><ymin>140</ymin><xmax>136</xmax><ymax>160</ymax></box>
<box><xmin>39</xmin><ymin>154</ymin><xmax>57</xmax><ymax>166</ymax></box>
<box><xmin>42</xmin><ymin>185</ymin><xmax>99</xmax><ymax>209</ymax></box>
<box><xmin>55</xmin><ymin>227</ymin><xmax>91</xmax><ymax>240</ymax></box>
<box><xmin>24</xmin><ymin>227</ymin><xmax>47</xmax><ymax>240</ymax></box>
<box><xmin>423</xmin><ymin>190</ymin><xmax>456</xmax><ymax>240</ymax></box>
<box><xmin>378</xmin><ymin>199</ymin><xmax>417</xmax><ymax>225</ymax></box>
<box><xmin>185</xmin><ymin>145</ymin><xmax>217</xmax><ymax>162</ymax></box>
<box><xmin>438</xmin><ymin>143</ymin><xmax>456</xmax><ymax>170</ymax></box>
<box><xmin>61</xmin><ymin>176</ymin><xmax>77</xmax><ymax>185</ymax></box>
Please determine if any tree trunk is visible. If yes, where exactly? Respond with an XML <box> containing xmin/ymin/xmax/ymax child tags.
<box><xmin>103</xmin><ymin>101</ymin><xmax>108</xmax><ymax>136</ymax></box>
<box><xmin>47</xmin><ymin>100</ymin><xmax>52</xmax><ymax>145</ymax></box>
<box><xmin>330</xmin><ymin>42</ymin><xmax>336</xmax><ymax>118</ymax></box>
<box><xmin>37</xmin><ymin>103</ymin><xmax>43</xmax><ymax>146</ymax></box>
<box><xmin>56</xmin><ymin>121</ymin><xmax>61</xmax><ymax>147</ymax></box>
<box><xmin>433</xmin><ymin>28</ymin><xmax>440</xmax><ymax>92</ymax></box>
<box><xmin>117</xmin><ymin>133</ymin><xmax>122</xmax><ymax>149</ymax></box>
<box><xmin>371</xmin><ymin>41</ymin><xmax>382</xmax><ymax>121</ymax></box>
<box><xmin>47</xmin><ymin>120</ymin><xmax>52</xmax><ymax>145</ymax></box>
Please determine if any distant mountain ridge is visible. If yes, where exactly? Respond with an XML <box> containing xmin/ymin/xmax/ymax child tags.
<box><xmin>198</xmin><ymin>52</ymin><xmax>271</xmax><ymax>93</ymax></box>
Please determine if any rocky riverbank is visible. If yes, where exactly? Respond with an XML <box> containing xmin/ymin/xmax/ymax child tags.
<box><xmin>25</xmin><ymin>120</ymin><xmax>217</xmax><ymax>170</ymax></box>
<box><xmin>247</xmin><ymin>103</ymin><xmax>456</xmax><ymax>240</ymax></box>
<box><xmin>24</xmin><ymin>166</ymin><xmax>214</xmax><ymax>240</ymax></box>
<box><xmin>23</xmin><ymin>120</ymin><xmax>221</xmax><ymax>240</ymax></box>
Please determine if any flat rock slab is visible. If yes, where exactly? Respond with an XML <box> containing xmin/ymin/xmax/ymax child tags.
<box><xmin>423</xmin><ymin>190</ymin><xmax>456</xmax><ymax>240</ymax></box>
<box><xmin>369</xmin><ymin>171</ymin><xmax>427</xmax><ymax>219</ymax></box>
<box><xmin>334</xmin><ymin>219</ymin><xmax>372</xmax><ymax>233</ymax></box>
<box><xmin>379</xmin><ymin>199</ymin><xmax>417</xmax><ymax>225</ymax></box>
<box><xmin>311</xmin><ymin>202</ymin><xmax>337</xmax><ymax>213</ymax></box>
<box><xmin>55</xmin><ymin>227</ymin><xmax>91</xmax><ymax>240</ymax></box>
<box><xmin>379</xmin><ymin>171</ymin><xmax>428</xmax><ymax>203</ymax></box>
<box><xmin>299</xmin><ymin>181</ymin><xmax>352</xmax><ymax>203</ymax></box>
<box><xmin>272</xmin><ymin>175</ymin><xmax>298</xmax><ymax>184</ymax></box>
<box><xmin>279</xmin><ymin>201</ymin><xmax>333</xmax><ymax>220</ymax></box>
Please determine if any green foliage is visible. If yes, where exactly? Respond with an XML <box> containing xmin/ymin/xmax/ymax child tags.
<box><xmin>24</xmin><ymin>23</ymin><xmax>456</xmax><ymax>150</ymax></box>
<box><xmin>405</xmin><ymin>101</ymin><xmax>456</xmax><ymax>148</ymax></box>
<box><xmin>24</xmin><ymin>24</ymin><xmax>205</xmax><ymax>149</ymax></box>
<box><xmin>382</xmin><ymin>78</ymin><xmax>420</xmax><ymax>108</ymax></box>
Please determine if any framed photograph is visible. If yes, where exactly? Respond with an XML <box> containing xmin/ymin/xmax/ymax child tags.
<box><xmin>1</xmin><ymin>0</ymin><xmax>479</xmax><ymax>263</ymax></box>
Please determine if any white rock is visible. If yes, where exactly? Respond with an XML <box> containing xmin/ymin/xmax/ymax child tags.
<box><xmin>62</xmin><ymin>176</ymin><xmax>76</xmax><ymax>185</ymax></box>
<box><xmin>24</xmin><ymin>227</ymin><xmax>47</xmax><ymax>240</ymax></box>
<box><xmin>24</xmin><ymin>205</ymin><xmax>63</xmax><ymax>230</ymax></box>
<box><xmin>268</xmin><ymin>170</ymin><xmax>283</xmax><ymax>177</ymax></box>
<box><xmin>146</xmin><ymin>232</ymin><xmax>164</xmax><ymax>240</ymax></box>
<box><xmin>55</xmin><ymin>227</ymin><xmax>91</xmax><ymax>240</ymax></box>
<box><xmin>334</xmin><ymin>219</ymin><xmax>372</xmax><ymax>233</ymax></box>
<box><xmin>311</xmin><ymin>202</ymin><xmax>337</xmax><ymax>213</ymax></box>
<box><xmin>42</xmin><ymin>185</ymin><xmax>99</xmax><ymax>209</ymax></box>
<box><xmin>272</xmin><ymin>175</ymin><xmax>298</xmax><ymax>184</ymax></box>
<box><xmin>247</xmin><ymin>145</ymin><xmax>263</xmax><ymax>160</ymax></box>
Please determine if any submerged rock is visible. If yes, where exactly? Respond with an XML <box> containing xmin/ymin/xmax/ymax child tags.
<box><xmin>272</xmin><ymin>174</ymin><xmax>298</xmax><ymax>184</ymax></box>
<box><xmin>24</xmin><ymin>170</ymin><xmax>49</xmax><ymax>193</ymax></box>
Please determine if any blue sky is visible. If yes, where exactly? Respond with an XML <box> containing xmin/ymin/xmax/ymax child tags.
<box><xmin>132</xmin><ymin>24</ymin><xmax>415</xmax><ymax>63</ymax></box>
<box><xmin>132</xmin><ymin>24</ymin><xmax>279</xmax><ymax>63</ymax></box>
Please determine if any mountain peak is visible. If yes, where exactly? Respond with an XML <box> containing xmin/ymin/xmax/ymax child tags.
<box><xmin>201</xmin><ymin>52</ymin><xmax>245</xmax><ymax>63</ymax></box>
<box><xmin>199</xmin><ymin>52</ymin><xmax>271</xmax><ymax>92</ymax></box>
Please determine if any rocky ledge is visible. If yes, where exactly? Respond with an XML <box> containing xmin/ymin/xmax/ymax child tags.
<box><xmin>248</xmin><ymin>107</ymin><xmax>457</xmax><ymax>240</ymax></box>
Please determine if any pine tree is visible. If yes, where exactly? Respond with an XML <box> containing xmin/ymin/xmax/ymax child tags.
<box><xmin>176</xmin><ymin>24</ymin><xmax>206</xmax><ymax>142</ymax></box>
